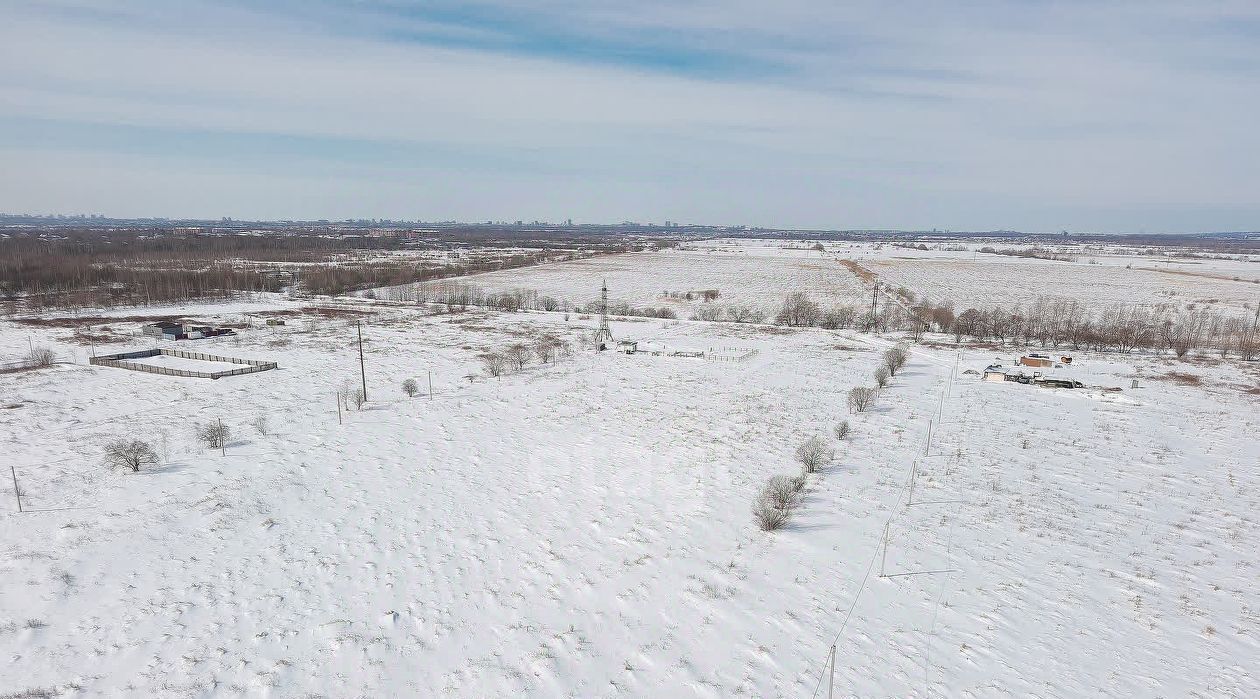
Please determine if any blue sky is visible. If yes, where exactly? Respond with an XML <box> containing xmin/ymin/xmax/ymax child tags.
<box><xmin>1</xmin><ymin>0</ymin><xmax>1257</xmax><ymax>232</ymax></box>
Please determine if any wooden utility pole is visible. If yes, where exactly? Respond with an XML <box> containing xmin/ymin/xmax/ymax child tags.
<box><xmin>357</xmin><ymin>321</ymin><xmax>368</xmax><ymax>402</ymax></box>
<box><xmin>428</xmin><ymin>370</ymin><xmax>433</xmax><ymax>400</ymax></box>
<box><xmin>10</xmin><ymin>464</ymin><xmax>21</xmax><ymax>513</ymax></box>
<box><xmin>336</xmin><ymin>392</ymin><xmax>342</xmax><ymax>424</ymax></box>
<box><xmin>218</xmin><ymin>418</ymin><xmax>226</xmax><ymax>457</ymax></box>
<box><xmin>879</xmin><ymin>523</ymin><xmax>890</xmax><ymax>577</ymax></box>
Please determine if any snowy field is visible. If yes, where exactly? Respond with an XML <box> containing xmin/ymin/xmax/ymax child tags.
<box><xmin>865</xmin><ymin>256</ymin><xmax>1258</xmax><ymax>317</ymax></box>
<box><xmin>829</xmin><ymin>241</ymin><xmax>1259</xmax><ymax>318</ymax></box>
<box><xmin>2</xmin><ymin>292</ymin><xmax>1258</xmax><ymax>697</ymax></box>
<box><xmin>438</xmin><ymin>246</ymin><xmax>870</xmax><ymax>315</ymax></box>
<box><xmin>384</xmin><ymin>239</ymin><xmax>1258</xmax><ymax>321</ymax></box>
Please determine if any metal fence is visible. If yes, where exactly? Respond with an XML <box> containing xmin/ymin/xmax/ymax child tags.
<box><xmin>89</xmin><ymin>348</ymin><xmax>278</xmax><ymax>380</ymax></box>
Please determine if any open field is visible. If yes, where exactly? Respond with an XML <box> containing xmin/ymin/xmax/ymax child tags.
<box><xmin>372</xmin><ymin>240</ymin><xmax>1259</xmax><ymax>325</ymax></box>
<box><xmin>443</xmin><ymin>246</ymin><xmax>870</xmax><ymax>315</ymax></box>
<box><xmin>826</xmin><ymin>242</ymin><xmax>1260</xmax><ymax>319</ymax></box>
<box><xmin>2</xmin><ymin>290</ymin><xmax>1258</xmax><ymax>696</ymax></box>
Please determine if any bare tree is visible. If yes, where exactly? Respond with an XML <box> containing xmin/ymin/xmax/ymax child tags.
<box><xmin>505</xmin><ymin>343</ymin><xmax>531</xmax><ymax>370</ymax></box>
<box><xmin>874</xmin><ymin>365</ymin><xmax>891</xmax><ymax>388</ymax></box>
<box><xmin>883</xmin><ymin>346</ymin><xmax>909</xmax><ymax>375</ymax></box>
<box><xmin>534</xmin><ymin>335</ymin><xmax>565</xmax><ymax>364</ymax></box>
<box><xmin>775</xmin><ymin>292</ymin><xmax>822</xmax><ymax>327</ymax></box>
<box><xmin>847</xmin><ymin>386</ymin><xmax>877</xmax><ymax>414</ymax></box>
<box><xmin>481</xmin><ymin>353</ymin><xmax>506</xmax><ymax>377</ymax></box>
<box><xmin>104</xmin><ymin>439</ymin><xmax>158</xmax><ymax>472</ymax></box>
<box><xmin>250</xmin><ymin>414</ymin><xmax>270</xmax><ymax>436</ymax></box>
<box><xmin>402</xmin><ymin>378</ymin><xmax>419</xmax><ymax>397</ymax></box>
<box><xmin>195</xmin><ymin>421</ymin><xmax>230</xmax><ymax>450</ymax></box>
<box><xmin>796</xmin><ymin>436</ymin><xmax>834</xmax><ymax>474</ymax></box>
<box><xmin>834</xmin><ymin>421</ymin><xmax>851</xmax><ymax>440</ymax></box>
<box><xmin>351</xmin><ymin>387</ymin><xmax>367</xmax><ymax>410</ymax></box>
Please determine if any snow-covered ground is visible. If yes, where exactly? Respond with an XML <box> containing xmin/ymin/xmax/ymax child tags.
<box><xmin>381</xmin><ymin>239</ymin><xmax>1258</xmax><ymax>321</ymax></box>
<box><xmin>435</xmin><ymin>246</ymin><xmax>870</xmax><ymax>315</ymax></box>
<box><xmin>2</xmin><ymin>292</ymin><xmax>1258</xmax><ymax>696</ymax></box>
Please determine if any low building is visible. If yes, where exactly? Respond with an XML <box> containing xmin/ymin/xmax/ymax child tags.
<box><xmin>143</xmin><ymin>321</ymin><xmax>184</xmax><ymax>339</ymax></box>
<box><xmin>616</xmin><ymin>340</ymin><xmax>638</xmax><ymax>354</ymax></box>
<box><xmin>1018</xmin><ymin>355</ymin><xmax>1055</xmax><ymax>368</ymax></box>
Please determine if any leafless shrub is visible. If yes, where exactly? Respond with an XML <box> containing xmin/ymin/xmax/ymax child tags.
<box><xmin>195</xmin><ymin>421</ymin><xmax>230</xmax><ymax>450</ymax></box>
<box><xmin>402</xmin><ymin>378</ymin><xmax>419</xmax><ymax>397</ymax></box>
<box><xmin>874</xmin><ymin>365</ymin><xmax>891</xmax><ymax>388</ymax></box>
<box><xmin>481</xmin><ymin>353</ymin><xmax>506</xmax><ymax>377</ymax></box>
<box><xmin>26</xmin><ymin>346</ymin><xmax>55</xmax><ymax>367</ymax></box>
<box><xmin>351</xmin><ymin>387</ymin><xmax>367</xmax><ymax>410</ymax></box>
<box><xmin>752</xmin><ymin>497</ymin><xmax>791</xmax><ymax>531</ymax></box>
<box><xmin>250</xmin><ymin>414</ymin><xmax>270</xmax><ymax>436</ymax></box>
<box><xmin>847</xmin><ymin>386</ymin><xmax>877</xmax><ymax>413</ymax></box>
<box><xmin>834</xmin><ymin>421</ymin><xmax>851</xmax><ymax>440</ymax></box>
<box><xmin>103</xmin><ymin>439</ymin><xmax>159</xmax><ymax>472</ymax></box>
<box><xmin>883</xmin><ymin>346</ymin><xmax>909</xmax><ymax>375</ymax></box>
<box><xmin>796</xmin><ymin>436</ymin><xmax>834</xmax><ymax>474</ymax></box>
<box><xmin>761</xmin><ymin>475</ymin><xmax>801</xmax><ymax>509</ymax></box>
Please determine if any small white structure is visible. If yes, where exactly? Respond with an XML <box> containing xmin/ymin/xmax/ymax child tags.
<box><xmin>617</xmin><ymin>340</ymin><xmax>638</xmax><ymax>354</ymax></box>
<box><xmin>982</xmin><ymin>365</ymin><xmax>1008</xmax><ymax>383</ymax></box>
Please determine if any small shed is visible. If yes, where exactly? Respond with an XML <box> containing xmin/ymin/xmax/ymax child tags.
<box><xmin>617</xmin><ymin>340</ymin><xmax>638</xmax><ymax>354</ymax></box>
<box><xmin>982</xmin><ymin>365</ymin><xmax>1008</xmax><ymax>383</ymax></box>
<box><xmin>266</xmin><ymin>318</ymin><xmax>286</xmax><ymax>326</ymax></box>
<box><xmin>1018</xmin><ymin>355</ymin><xmax>1054</xmax><ymax>368</ymax></box>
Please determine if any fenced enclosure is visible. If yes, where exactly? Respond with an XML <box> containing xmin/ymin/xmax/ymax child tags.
<box><xmin>90</xmin><ymin>348</ymin><xmax>278</xmax><ymax>379</ymax></box>
<box><xmin>705</xmin><ymin>346</ymin><xmax>760</xmax><ymax>363</ymax></box>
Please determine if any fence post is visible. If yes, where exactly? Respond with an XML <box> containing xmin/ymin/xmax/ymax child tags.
<box><xmin>218</xmin><ymin>418</ymin><xmax>226</xmax><ymax>457</ymax></box>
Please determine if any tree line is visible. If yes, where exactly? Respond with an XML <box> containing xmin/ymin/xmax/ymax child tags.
<box><xmin>0</xmin><ymin>228</ymin><xmax>636</xmax><ymax>313</ymax></box>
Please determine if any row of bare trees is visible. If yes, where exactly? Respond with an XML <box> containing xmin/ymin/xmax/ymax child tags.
<box><xmin>774</xmin><ymin>291</ymin><xmax>1258</xmax><ymax>359</ymax></box>
<box><xmin>481</xmin><ymin>335</ymin><xmax>574</xmax><ymax>377</ymax></box>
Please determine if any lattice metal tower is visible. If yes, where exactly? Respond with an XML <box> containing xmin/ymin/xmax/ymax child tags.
<box><xmin>594</xmin><ymin>279</ymin><xmax>614</xmax><ymax>349</ymax></box>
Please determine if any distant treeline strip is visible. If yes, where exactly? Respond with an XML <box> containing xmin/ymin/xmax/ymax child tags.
<box><xmin>0</xmin><ymin>228</ymin><xmax>654</xmax><ymax>312</ymax></box>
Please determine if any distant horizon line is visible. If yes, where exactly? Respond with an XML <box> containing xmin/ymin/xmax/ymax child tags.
<box><xmin>1</xmin><ymin>212</ymin><xmax>1256</xmax><ymax>239</ymax></box>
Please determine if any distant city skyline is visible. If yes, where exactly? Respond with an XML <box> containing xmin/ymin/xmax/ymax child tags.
<box><xmin>1</xmin><ymin>1</ymin><xmax>1257</xmax><ymax>233</ymax></box>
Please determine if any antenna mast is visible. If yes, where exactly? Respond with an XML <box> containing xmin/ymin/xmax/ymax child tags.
<box><xmin>595</xmin><ymin>279</ymin><xmax>614</xmax><ymax>349</ymax></box>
